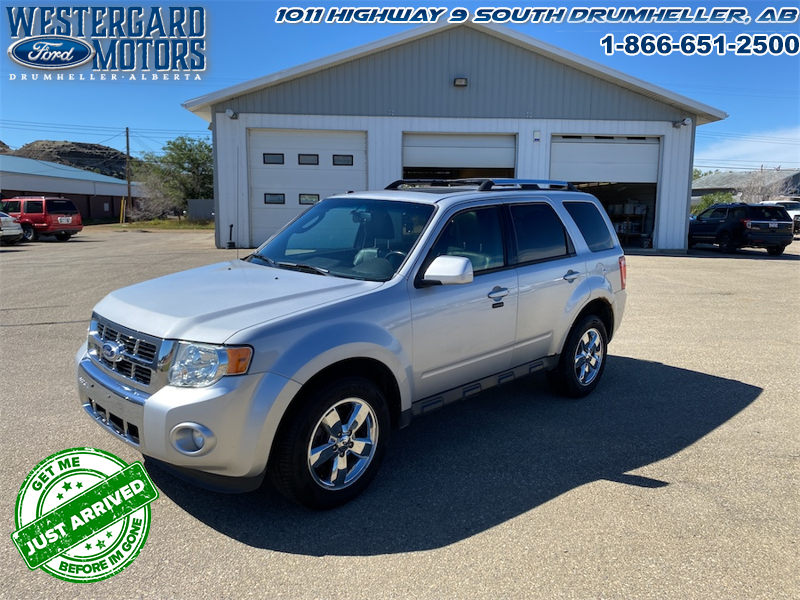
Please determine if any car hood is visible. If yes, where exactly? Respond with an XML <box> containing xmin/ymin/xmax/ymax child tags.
<box><xmin>92</xmin><ymin>259</ymin><xmax>382</xmax><ymax>343</ymax></box>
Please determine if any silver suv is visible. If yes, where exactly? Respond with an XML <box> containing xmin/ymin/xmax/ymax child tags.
<box><xmin>76</xmin><ymin>179</ymin><xmax>627</xmax><ymax>509</ymax></box>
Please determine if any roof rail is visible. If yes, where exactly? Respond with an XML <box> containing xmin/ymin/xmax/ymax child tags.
<box><xmin>477</xmin><ymin>179</ymin><xmax>578</xmax><ymax>192</ymax></box>
<box><xmin>384</xmin><ymin>179</ymin><xmax>489</xmax><ymax>190</ymax></box>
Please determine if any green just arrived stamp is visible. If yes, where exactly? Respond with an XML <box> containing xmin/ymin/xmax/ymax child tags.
<box><xmin>11</xmin><ymin>447</ymin><xmax>158</xmax><ymax>583</ymax></box>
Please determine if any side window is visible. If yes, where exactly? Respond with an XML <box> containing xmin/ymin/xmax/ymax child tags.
<box><xmin>709</xmin><ymin>208</ymin><xmax>728</xmax><ymax>219</ymax></box>
<box><xmin>431</xmin><ymin>208</ymin><xmax>504</xmax><ymax>273</ymax></box>
<box><xmin>3</xmin><ymin>200</ymin><xmax>21</xmax><ymax>212</ymax></box>
<box><xmin>563</xmin><ymin>201</ymin><xmax>615</xmax><ymax>252</ymax></box>
<box><xmin>25</xmin><ymin>201</ymin><xmax>43</xmax><ymax>214</ymax></box>
<box><xmin>511</xmin><ymin>203</ymin><xmax>571</xmax><ymax>263</ymax></box>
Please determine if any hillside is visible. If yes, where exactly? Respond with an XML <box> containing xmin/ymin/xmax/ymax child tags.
<box><xmin>10</xmin><ymin>140</ymin><xmax>130</xmax><ymax>179</ymax></box>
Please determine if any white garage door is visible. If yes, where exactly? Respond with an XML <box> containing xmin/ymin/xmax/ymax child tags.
<box><xmin>403</xmin><ymin>133</ymin><xmax>516</xmax><ymax>169</ymax></box>
<box><xmin>550</xmin><ymin>136</ymin><xmax>660</xmax><ymax>183</ymax></box>
<box><xmin>249</xmin><ymin>129</ymin><xmax>367</xmax><ymax>245</ymax></box>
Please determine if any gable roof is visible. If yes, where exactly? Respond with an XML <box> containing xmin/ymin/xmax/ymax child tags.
<box><xmin>183</xmin><ymin>21</ymin><xmax>727</xmax><ymax>125</ymax></box>
<box><xmin>0</xmin><ymin>154</ymin><xmax>129</xmax><ymax>184</ymax></box>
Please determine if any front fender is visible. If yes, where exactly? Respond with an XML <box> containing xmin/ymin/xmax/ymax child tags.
<box><xmin>272</xmin><ymin>321</ymin><xmax>412</xmax><ymax>411</ymax></box>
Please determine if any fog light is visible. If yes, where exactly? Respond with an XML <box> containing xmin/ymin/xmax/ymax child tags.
<box><xmin>170</xmin><ymin>423</ymin><xmax>216</xmax><ymax>456</ymax></box>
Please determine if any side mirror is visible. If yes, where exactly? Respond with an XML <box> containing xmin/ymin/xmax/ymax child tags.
<box><xmin>421</xmin><ymin>255</ymin><xmax>473</xmax><ymax>286</ymax></box>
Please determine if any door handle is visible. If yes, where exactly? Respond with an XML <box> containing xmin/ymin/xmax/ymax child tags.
<box><xmin>488</xmin><ymin>286</ymin><xmax>509</xmax><ymax>301</ymax></box>
<box><xmin>563</xmin><ymin>270</ymin><xmax>581</xmax><ymax>282</ymax></box>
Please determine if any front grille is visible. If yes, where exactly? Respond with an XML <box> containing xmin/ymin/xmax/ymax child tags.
<box><xmin>91</xmin><ymin>317</ymin><xmax>161</xmax><ymax>387</ymax></box>
<box><xmin>91</xmin><ymin>400</ymin><xmax>141</xmax><ymax>445</ymax></box>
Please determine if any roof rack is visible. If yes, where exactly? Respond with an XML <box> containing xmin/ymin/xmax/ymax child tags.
<box><xmin>384</xmin><ymin>178</ymin><xmax>579</xmax><ymax>192</ymax></box>
<box><xmin>477</xmin><ymin>179</ymin><xmax>578</xmax><ymax>192</ymax></box>
<box><xmin>384</xmin><ymin>179</ymin><xmax>488</xmax><ymax>190</ymax></box>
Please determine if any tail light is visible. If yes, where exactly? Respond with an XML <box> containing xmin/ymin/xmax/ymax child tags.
<box><xmin>619</xmin><ymin>256</ymin><xmax>627</xmax><ymax>290</ymax></box>
<box><xmin>741</xmin><ymin>219</ymin><xmax>752</xmax><ymax>229</ymax></box>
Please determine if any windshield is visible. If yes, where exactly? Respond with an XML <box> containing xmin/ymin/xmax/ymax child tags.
<box><xmin>248</xmin><ymin>197</ymin><xmax>435</xmax><ymax>281</ymax></box>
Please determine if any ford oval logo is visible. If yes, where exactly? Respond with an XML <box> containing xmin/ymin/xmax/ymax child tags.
<box><xmin>8</xmin><ymin>36</ymin><xmax>95</xmax><ymax>70</ymax></box>
<box><xmin>101</xmin><ymin>341</ymin><xmax>124</xmax><ymax>363</ymax></box>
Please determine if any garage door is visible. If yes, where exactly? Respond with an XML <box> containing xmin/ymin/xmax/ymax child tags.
<box><xmin>550</xmin><ymin>136</ymin><xmax>660</xmax><ymax>183</ymax></box>
<box><xmin>403</xmin><ymin>134</ymin><xmax>516</xmax><ymax>170</ymax></box>
<box><xmin>249</xmin><ymin>129</ymin><xmax>367</xmax><ymax>245</ymax></box>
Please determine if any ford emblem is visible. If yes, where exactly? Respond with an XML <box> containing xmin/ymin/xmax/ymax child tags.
<box><xmin>101</xmin><ymin>341</ymin><xmax>124</xmax><ymax>363</ymax></box>
<box><xmin>7</xmin><ymin>36</ymin><xmax>95</xmax><ymax>70</ymax></box>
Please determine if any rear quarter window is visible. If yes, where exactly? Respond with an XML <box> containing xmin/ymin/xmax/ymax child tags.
<box><xmin>564</xmin><ymin>201</ymin><xmax>615</xmax><ymax>252</ymax></box>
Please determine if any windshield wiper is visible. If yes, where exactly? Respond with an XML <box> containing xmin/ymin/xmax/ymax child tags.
<box><xmin>248</xmin><ymin>252</ymin><xmax>278</xmax><ymax>267</ymax></box>
<box><xmin>277</xmin><ymin>261</ymin><xmax>330</xmax><ymax>276</ymax></box>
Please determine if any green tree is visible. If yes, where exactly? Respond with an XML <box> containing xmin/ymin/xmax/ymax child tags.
<box><xmin>134</xmin><ymin>136</ymin><xmax>213</xmax><ymax>219</ymax></box>
<box><xmin>691</xmin><ymin>191</ymin><xmax>734</xmax><ymax>215</ymax></box>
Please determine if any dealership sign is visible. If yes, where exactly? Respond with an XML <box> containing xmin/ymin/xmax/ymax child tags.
<box><xmin>5</xmin><ymin>6</ymin><xmax>206</xmax><ymax>76</ymax></box>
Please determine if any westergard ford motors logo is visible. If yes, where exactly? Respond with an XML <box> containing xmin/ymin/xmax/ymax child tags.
<box><xmin>6</xmin><ymin>6</ymin><xmax>206</xmax><ymax>81</ymax></box>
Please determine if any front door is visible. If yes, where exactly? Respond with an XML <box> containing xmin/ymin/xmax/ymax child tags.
<box><xmin>408</xmin><ymin>206</ymin><xmax>518</xmax><ymax>400</ymax></box>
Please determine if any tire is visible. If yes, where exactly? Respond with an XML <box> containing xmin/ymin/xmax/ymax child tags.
<box><xmin>269</xmin><ymin>377</ymin><xmax>390</xmax><ymax>510</ymax></box>
<box><xmin>767</xmin><ymin>246</ymin><xmax>785</xmax><ymax>256</ymax></box>
<box><xmin>22</xmin><ymin>224</ymin><xmax>37</xmax><ymax>242</ymax></box>
<box><xmin>718</xmin><ymin>231</ymin><xmax>735</xmax><ymax>253</ymax></box>
<box><xmin>55</xmin><ymin>233</ymin><xmax>71</xmax><ymax>242</ymax></box>
<box><xmin>547</xmin><ymin>315</ymin><xmax>608</xmax><ymax>398</ymax></box>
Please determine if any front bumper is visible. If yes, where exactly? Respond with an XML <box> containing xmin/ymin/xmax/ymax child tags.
<box><xmin>76</xmin><ymin>343</ymin><xmax>301</xmax><ymax>488</ymax></box>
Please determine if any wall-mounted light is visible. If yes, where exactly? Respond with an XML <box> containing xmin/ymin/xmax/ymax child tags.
<box><xmin>533</xmin><ymin>130</ymin><xmax>541</xmax><ymax>142</ymax></box>
<box><xmin>453</xmin><ymin>77</ymin><xmax>468</xmax><ymax>87</ymax></box>
<box><xmin>225</xmin><ymin>108</ymin><xmax>238</xmax><ymax>120</ymax></box>
<box><xmin>672</xmin><ymin>117</ymin><xmax>691</xmax><ymax>128</ymax></box>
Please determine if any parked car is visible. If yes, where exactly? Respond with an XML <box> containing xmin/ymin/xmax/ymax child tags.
<box><xmin>0</xmin><ymin>211</ymin><xmax>24</xmax><ymax>245</ymax></box>
<box><xmin>0</xmin><ymin>196</ymin><xmax>83</xmax><ymax>241</ymax></box>
<box><xmin>76</xmin><ymin>179</ymin><xmax>628</xmax><ymax>509</ymax></box>
<box><xmin>688</xmin><ymin>202</ymin><xmax>793</xmax><ymax>255</ymax></box>
<box><xmin>759</xmin><ymin>200</ymin><xmax>800</xmax><ymax>234</ymax></box>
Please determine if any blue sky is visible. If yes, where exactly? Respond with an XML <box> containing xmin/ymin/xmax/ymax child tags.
<box><xmin>1</xmin><ymin>0</ymin><xmax>798</xmax><ymax>172</ymax></box>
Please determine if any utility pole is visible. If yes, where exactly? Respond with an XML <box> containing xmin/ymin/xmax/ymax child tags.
<box><xmin>124</xmin><ymin>127</ymin><xmax>132</xmax><ymax>223</ymax></box>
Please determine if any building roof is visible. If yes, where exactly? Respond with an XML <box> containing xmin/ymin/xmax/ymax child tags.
<box><xmin>692</xmin><ymin>170</ymin><xmax>800</xmax><ymax>191</ymax></box>
<box><xmin>183</xmin><ymin>22</ymin><xmax>727</xmax><ymax>125</ymax></box>
<box><xmin>0</xmin><ymin>154</ymin><xmax>129</xmax><ymax>185</ymax></box>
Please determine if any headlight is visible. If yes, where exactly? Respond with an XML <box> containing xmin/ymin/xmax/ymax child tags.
<box><xmin>167</xmin><ymin>342</ymin><xmax>252</xmax><ymax>388</ymax></box>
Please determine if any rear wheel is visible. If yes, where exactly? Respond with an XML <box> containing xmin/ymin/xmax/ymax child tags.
<box><xmin>547</xmin><ymin>315</ymin><xmax>608</xmax><ymax>398</ymax></box>
<box><xmin>22</xmin><ymin>224</ymin><xmax>36</xmax><ymax>242</ymax></box>
<box><xmin>55</xmin><ymin>233</ymin><xmax>71</xmax><ymax>242</ymax></box>
<box><xmin>269</xmin><ymin>377</ymin><xmax>390</xmax><ymax>510</ymax></box>
<box><xmin>767</xmin><ymin>245</ymin><xmax>785</xmax><ymax>256</ymax></box>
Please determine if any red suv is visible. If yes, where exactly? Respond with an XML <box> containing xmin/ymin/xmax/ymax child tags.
<box><xmin>1</xmin><ymin>196</ymin><xmax>83</xmax><ymax>241</ymax></box>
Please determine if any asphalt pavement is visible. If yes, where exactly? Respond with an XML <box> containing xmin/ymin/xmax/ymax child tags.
<box><xmin>1</xmin><ymin>227</ymin><xmax>797</xmax><ymax>599</ymax></box>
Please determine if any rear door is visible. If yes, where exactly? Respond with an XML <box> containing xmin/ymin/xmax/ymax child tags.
<box><xmin>511</xmin><ymin>201</ymin><xmax>589</xmax><ymax>364</ymax></box>
<box><xmin>408</xmin><ymin>204</ymin><xmax>518</xmax><ymax>399</ymax></box>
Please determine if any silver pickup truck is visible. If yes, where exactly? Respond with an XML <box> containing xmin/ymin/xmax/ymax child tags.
<box><xmin>76</xmin><ymin>179</ymin><xmax>627</xmax><ymax>509</ymax></box>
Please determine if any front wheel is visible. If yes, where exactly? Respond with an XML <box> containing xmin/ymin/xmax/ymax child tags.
<box><xmin>269</xmin><ymin>377</ymin><xmax>390</xmax><ymax>510</ymax></box>
<box><xmin>547</xmin><ymin>315</ymin><xmax>608</xmax><ymax>398</ymax></box>
<box><xmin>718</xmin><ymin>231</ymin><xmax>735</xmax><ymax>253</ymax></box>
<box><xmin>767</xmin><ymin>246</ymin><xmax>785</xmax><ymax>256</ymax></box>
